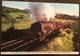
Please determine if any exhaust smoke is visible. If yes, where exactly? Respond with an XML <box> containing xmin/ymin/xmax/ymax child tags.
<box><xmin>29</xmin><ymin>3</ymin><xmax>55</xmax><ymax>21</ymax></box>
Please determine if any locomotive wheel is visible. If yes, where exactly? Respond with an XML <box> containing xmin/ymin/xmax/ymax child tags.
<box><xmin>30</xmin><ymin>32</ymin><xmax>44</xmax><ymax>41</ymax></box>
<box><xmin>32</xmin><ymin>32</ymin><xmax>41</xmax><ymax>41</ymax></box>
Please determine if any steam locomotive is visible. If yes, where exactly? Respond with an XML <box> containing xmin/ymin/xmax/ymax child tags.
<box><xmin>30</xmin><ymin>21</ymin><xmax>72</xmax><ymax>41</ymax></box>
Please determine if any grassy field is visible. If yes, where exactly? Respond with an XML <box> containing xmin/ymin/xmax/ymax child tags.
<box><xmin>49</xmin><ymin>18</ymin><xmax>76</xmax><ymax>22</ymax></box>
<box><xmin>2</xmin><ymin>20</ymin><xmax>34</xmax><ymax>31</ymax></box>
<box><xmin>13</xmin><ymin>21</ymin><xmax>34</xmax><ymax>30</ymax></box>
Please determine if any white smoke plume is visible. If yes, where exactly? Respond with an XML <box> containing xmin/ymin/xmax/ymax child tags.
<box><xmin>29</xmin><ymin>3</ymin><xmax>55</xmax><ymax>21</ymax></box>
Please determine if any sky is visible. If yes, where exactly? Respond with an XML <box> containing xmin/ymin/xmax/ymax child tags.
<box><xmin>2</xmin><ymin>1</ymin><xmax>79</xmax><ymax>16</ymax></box>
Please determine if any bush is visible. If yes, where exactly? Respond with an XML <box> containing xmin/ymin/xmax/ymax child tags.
<box><xmin>69</xmin><ymin>23</ymin><xmax>79</xmax><ymax>33</ymax></box>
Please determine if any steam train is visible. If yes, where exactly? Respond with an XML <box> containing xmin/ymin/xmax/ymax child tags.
<box><xmin>30</xmin><ymin>21</ymin><xmax>72</xmax><ymax>41</ymax></box>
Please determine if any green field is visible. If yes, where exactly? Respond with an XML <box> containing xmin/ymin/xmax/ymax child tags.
<box><xmin>49</xmin><ymin>18</ymin><xmax>76</xmax><ymax>22</ymax></box>
<box><xmin>2</xmin><ymin>21</ymin><xmax>34</xmax><ymax>31</ymax></box>
<box><xmin>2</xmin><ymin>6</ymin><xmax>34</xmax><ymax>32</ymax></box>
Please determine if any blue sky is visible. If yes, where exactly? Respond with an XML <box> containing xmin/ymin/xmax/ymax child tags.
<box><xmin>2</xmin><ymin>1</ymin><xmax>79</xmax><ymax>16</ymax></box>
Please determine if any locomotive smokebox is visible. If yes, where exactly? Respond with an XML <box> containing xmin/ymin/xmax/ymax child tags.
<box><xmin>30</xmin><ymin>21</ymin><xmax>55</xmax><ymax>40</ymax></box>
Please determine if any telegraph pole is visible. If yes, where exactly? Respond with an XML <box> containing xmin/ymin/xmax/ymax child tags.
<box><xmin>12</xmin><ymin>17</ymin><xmax>14</xmax><ymax>28</ymax></box>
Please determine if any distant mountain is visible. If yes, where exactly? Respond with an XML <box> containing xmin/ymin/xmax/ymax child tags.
<box><xmin>54</xmin><ymin>13</ymin><xmax>79</xmax><ymax>20</ymax></box>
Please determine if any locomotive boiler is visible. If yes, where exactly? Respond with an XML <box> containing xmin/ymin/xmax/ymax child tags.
<box><xmin>30</xmin><ymin>21</ymin><xmax>72</xmax><ymax>41</ymax></box>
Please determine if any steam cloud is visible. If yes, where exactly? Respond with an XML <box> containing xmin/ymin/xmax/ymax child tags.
<box><xmin>29</xmin><ymin>3</ymin><xmax>55</xmax><ymax>21</ymax></box>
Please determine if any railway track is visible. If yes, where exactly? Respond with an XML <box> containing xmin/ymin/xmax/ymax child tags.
<box><xmin>1</xmin><ymin>35</ymin><xmax>29</xmax><ymax>46</ymax></box>
<box><xmin>1</xmin><ymin>35</ymin><xmax>37</xmax><ymax>51</ymax></box>
<box><xmin>1</xmin><ymin>34</ymin><xmax>48</xmax><ymax>51</ymax></box>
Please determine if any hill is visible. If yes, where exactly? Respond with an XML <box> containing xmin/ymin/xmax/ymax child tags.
<box><xmin>54</xmin><ymin>13</ymin><xmax>79</xmax><ymax>20</ymax></box>
<box><xmin>2</xmin><ymin>6</ymin><xmax>34</xmax><ymax>31</ymax></box>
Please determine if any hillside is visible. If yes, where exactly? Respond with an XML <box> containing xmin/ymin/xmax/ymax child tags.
<box><xmin>36</xmin><ymin>25</ymin><xmax>79</xmax><ymax>51</ymax></box>
<box><xmin>2</xmin><ymin>6</ymin><xmax>34</xmax><ymax>31</ymax></box>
